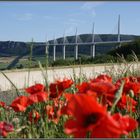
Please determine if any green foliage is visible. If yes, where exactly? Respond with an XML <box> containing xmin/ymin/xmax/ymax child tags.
<box><xmin>92</xmin><ymin>55</ymin><xmax>116</xmax><ymax>64</ymax></box>
<box><xmin>108</xmin><ymin>39</ymin><xmax>140</xmax><ymax>58</ymax></box>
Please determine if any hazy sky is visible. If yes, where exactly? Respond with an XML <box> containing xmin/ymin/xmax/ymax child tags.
<box><xmin>0</xmin><ymin>1</ymin><xmax>140</xmax><ymax>42</ymax></box>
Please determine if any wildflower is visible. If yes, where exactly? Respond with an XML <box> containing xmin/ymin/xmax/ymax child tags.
<box><xmin>89</xmin><ymin>81</ymin><xmax>116</xmax><ymax>105</ymax></box>
<box><xmin>28</xmin><ymin>91</ymin><xmax>48</xmax><ymax>105</ymax></box>
<box><xmin>29</xmin><ymin>110</ymin><xmax>40</xmax><ymax>124</ymax></box>
<box><xmin>117</xmin><ymin>95</ymin><xmax>137</xmax><ymax>112</ymax></box>
<box><xmin>76</xmin><ymin>82</ymin><xmax>90</xmax><ymax>93</ymax></box>
<box><xmin>63</xmin><ymin>93</ymin><xmax>74</xmax><ymax>102</ymax></box>
<box><xmin>0</xmin><ymin>121</ymin><xmax>14</xmax><ymax>137</ymax></box>
<box><xmin>112</xmin><ymin>113</ymin><xmax>138</xmax><ymax>135</ymax></box>
<box><xmin>0</xmin><ymin>101</ymin><xmax>6</xmax><ymax>108</ymax></box>
<box><xmin>115</xmin><ymin>77</ymin><xmax>140</xmax><ymax>96</ymax></box>
<box><xmin>45</xmin><ymin>105</ymin><xmax>61</xmax><ymax>124</ymax></box>
<box><xmin>10</xmin><ymin>96</ymin><xmax>29</xmax><ymax>112</ymax></box>
<box><xmin>90</xmin><ymin>74</ymin><xmax>112</xmax><ymax>83</ymax></box>
<box><xmin>49</xmin><ymin>79</ymin><xmax>73</xmax><ymax>99</ymax></box>
<box><xmin>25</xmin><ymin>83</ymin><xmax>45</xmax><ymax>95</ymax></box>
<box><xmin>64</xmin><ymin>94</ymin><xmax>123</xmax><ymax>138</ymax></box>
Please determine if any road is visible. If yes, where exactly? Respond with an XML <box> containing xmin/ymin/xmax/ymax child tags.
<box><xmin>0</xmin><ymin>63</ymin><xmax>140</xmax><ymax>91</ymax></box>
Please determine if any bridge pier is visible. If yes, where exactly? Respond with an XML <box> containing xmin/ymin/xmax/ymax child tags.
<box><xmin>91</xmin><ymin>44</ymin><xmax>95</xmax><ymax>58</ymax></box>
<box><xmin>75</xmin><ymin>45</ymin><xmax>78</xmax><ymax>60</ymax></box>
<box><xmin>63</xmin><ymin>45</ymin><xmax>66</xmax><ymax>60</ymax></box>
<box><xmin>116</xmin><ymin>42</ymin><xmax>121</xmax><ymax>48</ymax></box>
<box><xmin>53</xmin><ymin>45</ymin><xmax>56</xmax><ymax>61</ymax></box>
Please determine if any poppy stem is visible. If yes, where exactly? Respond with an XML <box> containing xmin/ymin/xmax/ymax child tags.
<box><xmin>1</xmin><ymin>71</ymin><xmax>20</xmax><ymax>96</ymax></box>
<box><xmin>86</xmin><ymin>131</ymin><xmax>91</xmax><ymax>138</ymax></box>
<box><xmin>110</xmin><ymin>81</ymin><xmax>125</xmax><ymax>114</ymax></box>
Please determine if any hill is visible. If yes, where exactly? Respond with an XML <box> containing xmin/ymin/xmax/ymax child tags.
<box><xmin>0</xmin><ymin>34</ymin><xmax>139</xmax><ymax>57</ymax></box>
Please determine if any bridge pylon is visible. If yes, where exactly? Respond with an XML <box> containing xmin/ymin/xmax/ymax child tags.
<box><xmin>91</xmin><ymin>22</ymin><xmax>95</xmax><ymax>58</ymax></box>
<box><xmin>117</xmin><ymin>14</ymin><xmax>121</xmax><ymax>48</ymax></box>
<box><xmin>75</xmin><ymin>27</ymin><xmax>78</xmax><ymax>60</ymax></box>
<box><xmin>53</xmin><ymin>35</ymin><xmax>56</xmax><ymax>61</ymax></box>
<box><xmin>63</xmin><ymin>31</ymin><xmax>66</xmax><ymax>60</ymax></box>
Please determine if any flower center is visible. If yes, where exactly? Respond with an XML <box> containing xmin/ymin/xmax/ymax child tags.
<box><xmin>84</xmin><ymin>113</ymin><xmax>101</xmax><ymax>127</ymax></box>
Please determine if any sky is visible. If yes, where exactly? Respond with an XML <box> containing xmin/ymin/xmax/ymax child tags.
<box><xmin>0</xmin><ymin>1</ymin><xmax>140</xmax><ymax>42</ymax></box>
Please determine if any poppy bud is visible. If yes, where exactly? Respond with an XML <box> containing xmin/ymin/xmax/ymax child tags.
<box><xmin>129</xmin><ymin>90</ymin><xmax>134</xmax><ymax>98</ymax></box>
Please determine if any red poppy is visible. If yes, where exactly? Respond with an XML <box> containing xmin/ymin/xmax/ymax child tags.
<box><xmin>10</xmin><ymin>96</ymin><xmax>29</xmax><ymax>112</ymax></box>
<box><xmin>45</xmin><ymin>105</ymin><xmax>61</xmax><ymax>124</ymax></box>
<box><xmin>29</xmin><ymin>110</ymin><xmax>40</xmax><ymax>124</ymax></box>
<box><xmin>90</xmin><ymin>74</ymin><xmax>112</xmax><ymax>83</ymax></box>
<box><xmin>25</xmin><ymin>83</ymin><xmax>45</xmax><ymax>95</ymax></box>
<box><xmin>112</xmin><ymin>113</ymin><xmax>138</xmax><ymax>135</ymax></box>
<box><xmin>61</xmin><ymin>94</ymin><xmax>72</xmax><ymax>115</ymax></box>
<box><xmin>63</xmin><ymin>93</ymin><xmax>74</xmax><ymax>102</ymax></box>
<box><xmin>76</xmin><ymin>82</ymin><xmax>90</xmax><ymax>93</ymax></box>
<box><xmin>0</xmin><ymin>121</ymin><xmax>14</xmax><ymax>137</ymax></box>
<box><xmin>136</xmin><ymin>77</ymin><xmax>140</xmax><ymax>82</ymax></box>
<box><xmin>129</xmin><ymin>76</ymin><xmax>137</xmax><ymax>82</ymax></box>
<box><xmin>90</xmin><ymin>81</ymin><xmax>116</xmax><ymax>95</ymax></box>
<box><xmin>28</xmin><ymin>92</ymin><xmax>48</xmax><ymax>105</ymax></box>
<box><xmin>49</xmin><ymin>83</ymin><xmax>59</xmax><ymax>98</ymax></box>
<box><xmin>28</xmin><ymin>94</ymin><xmax>38</xmax><ymax>105</ymax></box>
<box><xmin>115</xmin><ymin>77</ymin><xmax>140</xmax><ymax>96</ymax></box>
<box><xmin>117</xmin><ymin>95</ymin><xmax>137</xmax><ymax>112</ymax></box>
<box><xmin>76</xmin><ymin>82</ymin><xmax>98</xmax><ymax>99</ymax></box>
<box><xmin>89</xmin><ymin>81</ymin><xmax>116</xmax><ymax>105</ymax></box>
<box><xmin>35</xmin><ymin>92</ymin><xmax>48</xmax><ymax>102</ymax></box>
<box><xmin>64</xmin><ymin>94</ymin><xmax>123</xmax><ymax>138</ymax></box>
<box><xmin>0</xmin><ymin>101</ymin><xmax>6</xmax><ymax>108</ymax></box>
<box><xmin>49</xmin><ymin>79</ymin><xmax>73</xmax><ymax>99</ymax></box>
<box><xmin>124</xmin><ymin>82</ymin><xmax>140</xmax><ymax>96</ymax></box>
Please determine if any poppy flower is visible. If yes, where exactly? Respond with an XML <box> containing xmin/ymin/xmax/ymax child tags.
<box><xmin>64</xmin><ymin>94</ymin><xmax>123</xmax><ymax>138</ymax></box>
<box><xmin>61</xmin><ymin>93</ymin><xmax>73</xmax><ymax>115</ymax></box>
<box><xmin>49</xmin><ymin>79</ymin><xmax>73</xmax><ymax>99</ymax></box>
<box><xmin>76</xmin><ymin>82</ymin><xmax>90</xmax><ymax>93</ymax></box>
<box><xmin>49</xmin><ymin>83</ymin><xmax>59</xmax><ymax>98</ymax></box>
<box><xmin>63</xmin><ymin>93</ymin><xmax>74</xmax><ymax>102</ymax></box>
<box><xmin>0</xmin><ymin>101</ymin><xmax>6</xmax><ymax>108</ymax></box>
<box><xmin>117</xmin><ymin>95</ymin><xmax>137</xmax><ymax>112</ymax></box>
<box><xmin>35</xmin><ymin>92</ymin><xmax>48</xmax><ymax>102</ymax></box>
<box><xmin>28</xmin><ymin>94</ymin><xmax>38</xmax><ymax>105</ymax></box>
<box><xmin>10</xmin><ymin>96</ymin><xmax>29</xmax><ymax>112</ymax></box>
<box><xmin>28</xmin><ymin>92</ymin><xmax>48</xmax><ymax>105</ymax></box>
<box><xmin>136</xmin><ymin>77</ymin><xmax>140</xmax><ymax>82</ymax></box>
<box><xmin>124</xmin><ymin>82</ymin><xmax>140</xmax><ymax>96</ymax></box>
<box><xmin>90</xmin><ymin>81</ymin><xmax>116</xmax><ymax>95</ymax></box>
<box><xmin>89</xmin><ymin>81</ymin><xmax>116</xmax><ymax>105</ymax></box>
<box><xmin>25</xmin><ymin>84</ymin><xmax>45</xmax><ymax>95</ymax></box>
<box><xmin>29</xmin><ymin>110</ymin><xmax>40</xmax><ymax>124</ymax></box>
<box><xmin>45</xmin><ymin>105</ymin><xmax>61</xmax><ymax>124</ymax></box>
<box><xmin>112</xmin><ymin>113</ymin><xmax>138</xmax><ymax>135</ymax></box>
<box><xmin>90</xmin><ymin>74</ymin><xmax>112</xmax><ymax>83</ymax></box>
<box><xmin>115</xmin><ymin>77</ymin><xmax>140</xmax><ymax>96</ymax></box>
<box><xmin>0</xmin><ymin>121</ymin><xmax>14</xmax><ymax>137</ymax></box>
<box><xmin>76</xmin><ymin>82</ymin><xmax>99</xmax><ymax>99</ymax></box>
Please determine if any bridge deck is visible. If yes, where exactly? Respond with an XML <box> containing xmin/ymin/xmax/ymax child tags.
<box><xmin>34</xmin><ymin>40</ymin><xmax>133</xmax><ymax>46</ymax></box>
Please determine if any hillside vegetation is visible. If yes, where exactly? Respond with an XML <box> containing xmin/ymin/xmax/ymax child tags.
<box><xmin>0</xmin><ymin>34</ymin><xmax>139</xmax><ymax>56</ymax></box>
<box><xmin>0</xmin><ymin>34</ymin><xmax>140</xmax><ymax>70</ymax></box>
<box><xmin>108</xmin><ymin>38</ymin><xmax>140</xmax><ymax>58</ymax></box>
